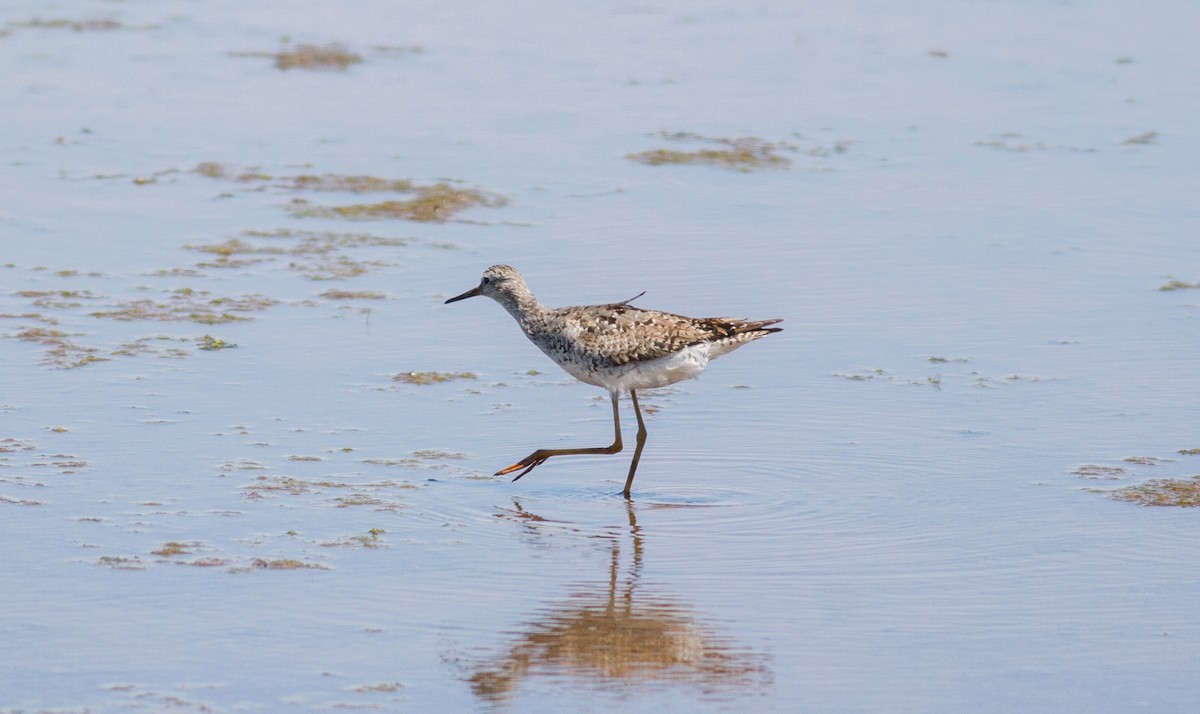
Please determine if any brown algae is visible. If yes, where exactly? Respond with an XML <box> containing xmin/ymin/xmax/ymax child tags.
<box><xmin>287</xmin><ymin>174</ymin><xmax>415</xmax><ymax>193</ymax></box>
<box><xmin>288</xmin><ymin>184</ymin><xmax>507</xmax><ymax>222</ymax></box>
<box><xmin>1108</xmin><ymin>477</ymin><xmax>1200</xmax><ymax>507</ymax></box>
<box><xmin>249</xmin><ymin>558</ymin><xmax>329</xmax><ymax>570</ymax></box>
<box><xmin>1123</xmin><ymin>456</ymin><xmax>1174</xmax><ymax>465</ymax></box>
<box><xmin>185</xmin><ymin>232</ymin><xmax>400</xmax><ymax>279</ymax></box>
<box><xmin>151</xmin><ymin>542</ymin><xmax>196</xmax><ymax>557</ymax></box>
<box><xmin>274</xmin><ymin>43</ymin><xmax>363</xmax><ymax>71</ymax></box>
<box><xmin>627</xmin><ymin>132</ymin><xmax>795</xmax><ymax>172</ymax></box>
<box><xmin>1122</xmin><ymin>131</ymin><xmax>1158</xmax><ymax>145</ymax></box>
<box><xmin>194</xmin><ymin>164</ymin><xmax>506</xmax><ymax>223</ymax></box>
<box><xmin>8</xmin><ymin>18</ymin><xmax>141</xmax><ymax>32</ymax></box>
<box><xmin>321</xmin><ymin>289</ymin><xmax>387</xmax><ymax>300</ymax></box>
<box><xmin>90</xmin><ymin>289</ymin><xmax>278</xmax><ymax>324</ymax></box>
<box><xmin>12</xmin><ymin>326</ymin><xmax>110</xmax><ymax>369</ymax></box>
<box><xmin>1073</xmin><ymin>464</ymin><xmax>1127</xmax><ymax>480</ymax></box>
<box><xmin>392</xmin><ymin>371</ymin><xmax>477</xmax><ymax>385</ymax></box>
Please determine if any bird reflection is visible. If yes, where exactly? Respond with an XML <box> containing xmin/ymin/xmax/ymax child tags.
<box><xmin>469</xmin><ymin>501</ymin><xmax>770</xmax><ymax>702</ymax></box>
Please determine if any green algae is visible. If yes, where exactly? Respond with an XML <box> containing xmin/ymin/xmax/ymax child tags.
<box><xmin>198</xmin><ymin>335</ymin><xmax>237</xmax><ymax>351</ymax></box>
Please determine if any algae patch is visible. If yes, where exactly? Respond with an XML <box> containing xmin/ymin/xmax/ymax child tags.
<box><xmin>288</xmin><ymin>184</ymin><xmax>506</xmax><ymax>223</ymax></box>
<box><xmin>1073</xmin><ymin>464</ymin><xmax>1127</xmax><ymax>480</ymax></box>
<box><xmin>90</xmin><ymin>289</ymin><xmax>278</xmax><ymax>324</ymax></box>
<box><xmin>1109</xmin><ymin>477</ymin><xmax>1200</xmax><ymax>507</ymax></box>
<box><xmin>392</xmin><ymin>371</ymin><xmax>477</xmax><ymax>385</ymax></box>
<box><xmin>275</xmin><ymin>43</ymin><xmax>362</xmax><ymax>70</ymax></box>
<box><xmin>198</xmin><ymin>335</ymin><xmax>237</xmax><ymax>351</ymax></box>
<box><xmin>151</xmin><ymin>541</ymin><xmax>197</xmax><ymax>557</ymax></box>
<box><xmin>195</xmin><ymin>163</ymin><xmax>506</xmax><ymax>223</ymax></box>
<box><xmin>229</xmin><ymin>43</ymin><xmax>364</xmax><ymax>71</ymax></box>
<box><xmin>627</xmin><ymin>132</ymin><xmax>797</xmax><ymax>172</ymax></box>
<box><xmin>1122</xmin><ymin>131</ymin><xmax>1158</xmax><ymax>146</ymax></box>
<box><xmin>321</xmin><ymin>290</ymin><xmax>387</xmax><ymax>300</ymax></box>
<box><xmin>6</xmin><ymin>17</ymin><xmax>155</xmax><ymax>33</ymax></box>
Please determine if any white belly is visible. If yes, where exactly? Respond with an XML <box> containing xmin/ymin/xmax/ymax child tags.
<box><xmin>564</xmin><ymin>343</ymin><xmax>712</xmax><ymax>393</ymax></box>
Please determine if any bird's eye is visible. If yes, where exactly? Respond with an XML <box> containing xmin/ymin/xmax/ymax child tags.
<box><xmin>481</xmin><ymin>276</ymin><xmax>491</xmax><ymax>285</ymax></box>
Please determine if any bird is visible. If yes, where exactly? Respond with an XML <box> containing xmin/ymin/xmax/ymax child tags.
<box><xmin>444</xmin><ymin>265</ymin><xmax>782</xmax><ymax>498</ymax></box>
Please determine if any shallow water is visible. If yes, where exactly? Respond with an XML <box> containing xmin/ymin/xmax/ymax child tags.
<box><xmin>3</xmin><ymin>1</ymin><xmax>1200</xmax><ymax>712</ymax></box>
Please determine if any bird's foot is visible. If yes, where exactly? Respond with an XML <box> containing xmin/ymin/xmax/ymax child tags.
<box><xmin>495</xmin><ymin>451</ymin><xmax>552</xmax><ymax>481</ymax></box>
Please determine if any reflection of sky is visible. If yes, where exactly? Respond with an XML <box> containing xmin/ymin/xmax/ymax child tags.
<box><xmin>3</xmin><ymin>1</ymin><xmax>1200</xmax><ymax>711</ymax></box>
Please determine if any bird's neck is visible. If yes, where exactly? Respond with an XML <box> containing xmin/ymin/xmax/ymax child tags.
<box><xmin>498</xmin><ymin>290</ymin><xmax>546</xmax><ymax>333</ymax></box>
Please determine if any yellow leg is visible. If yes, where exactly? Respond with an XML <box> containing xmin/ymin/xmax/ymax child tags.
<box><xmin>497</xmin><ymin>392</ymin><xmax>624</xmax><ymax>481</ymax></box>
<box><xmin>621</xmin><ymin>390</ymin><xmax>648</xmax><ymax>499</ymax></box>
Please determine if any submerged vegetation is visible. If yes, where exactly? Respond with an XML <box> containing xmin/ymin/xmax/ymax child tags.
<box><xmin>1073</xmin><ymin>464</ymin><xmax>1128</xmax><ymax>480</ymax></box>
<box><xmin>627</xmin><ymin>132</ymin><xmax>798</xmax><ymax>172</ymax></box>
<box><xmin>185</xmin><ymin>229</ymin><xmax>418</xmax><ymax>279</ymax></box>
<box><xmin>5</xmin><ymin>17</ymin><xmax>154</xmax><ymax>33</ymax></box>
<box><xmin>195</xmin><ymin>163</ymin><xmax>506</xmax><ymax>223</ymax></box>
<box><xmin>3</xmin><ymin>281</ymin><xmax>274</xmax><ymax>367</ymax></box>
<box><xmin>198</xmin><ymin>335</ymin><xmax>236</xmax><ymax>350</ymax></box>
<box><xmin>1109</xmin><ymin>477</ymin><xmax>1200</xmax><ymax>507</ymax></box>
<box><xmin>321</xmin><ymin>289</ymin><xmax>387</xmax><ymax>300</ymax></box>
<box><xmin>1122</xmin><ymin>131</ymin><xmax>1158</xmax><ymax>146</ymax></box>
<box><xmin>89</xmin><ymin>289</ymin><xmax>278</xmax><ymax>324</ymax></box>
<box><xmin>273</xmin><ymin>43</ymin><xmax>362</xmax><ymax>70</ymax></box>
<box><xmin>1159</xmin><ymin>279</ymin><xmax>1199</xmax><ymax>291</ymax></box>
<box><xmin>230</xmin><ymin>43</ymin><xmax>363</xmax><ymax>71</ymax></box>
<box><xmin>8</xmin><ymin>156</ymin><xmax>490</xmax><ymax>370</ymax></box>
<box><xmin>392</xmin><ymin>371</ymin><xmax>477</xmax><ymax>385</ymax></box>
<box><xmin>1079</xmin><ymin>450</ymin><xmax>1200</xmax><ymax>506</ymax></box>
<box><xmin>288</xmin><ymin>184</ymin><xmax>506</xmax><ymax>222</ymax></box>
<box><xmin>974</xmin><ymin>132</ymin><xmax>1097</xmax><ymax>153</ymax></box>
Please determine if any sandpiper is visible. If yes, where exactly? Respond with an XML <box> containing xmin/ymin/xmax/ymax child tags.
<box><xmin>445</xmin><ymin>265</ymin><xmax>782</xmax><ymax>498</ymax></box>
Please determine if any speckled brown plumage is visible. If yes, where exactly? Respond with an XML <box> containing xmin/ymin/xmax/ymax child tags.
<box><xmin>444</xmin><ymin>264</ymin><xmax>782</xmax><ymax>497</ymax></box>
<box><xmin>445</xmin><ymin>265</ymin><xmax>781</xmax><ymax>390</ymax></box>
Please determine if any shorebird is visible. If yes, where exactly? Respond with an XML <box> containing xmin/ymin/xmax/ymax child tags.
<box><xmin>445</xmin><ymin>265</ymin><xmax>782</xmax><ymax>498</ymax></box>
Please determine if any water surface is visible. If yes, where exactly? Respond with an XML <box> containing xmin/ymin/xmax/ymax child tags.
<box><xmin>3</xmin><ymin>1</ymin><xmax>1199</xmax><ymax>712</ymax></box>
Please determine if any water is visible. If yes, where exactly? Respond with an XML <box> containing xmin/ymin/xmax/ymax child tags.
<box><xmin>3</xmin><ymin>1</ymin><xmax>1199</xmax><ymax>711</ymax></box>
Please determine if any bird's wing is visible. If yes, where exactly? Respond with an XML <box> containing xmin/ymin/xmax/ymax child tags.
<box><xmin>557</xmin><ymin>304</ymin><xmax>779</xmax><ymax>365</ymax></box>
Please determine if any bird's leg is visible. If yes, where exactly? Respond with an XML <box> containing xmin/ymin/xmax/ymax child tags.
<box><xmin>621</xmin><ymin>389</ymin><xmax>649</xmax><ymax>499</ymax></box>
<box><xmin>497</xmin><ymin>392</ymin><xmax>624</xmax><ymax>481</ymax></box>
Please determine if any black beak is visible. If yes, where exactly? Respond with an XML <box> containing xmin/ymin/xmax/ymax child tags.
<box><xmin>445</xmin><ymin>284</ymin><xmax>483</xmax><ymax>304</ymax></box>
